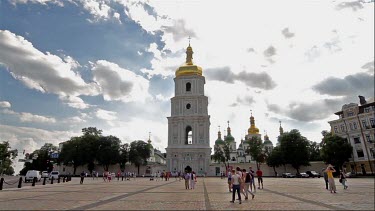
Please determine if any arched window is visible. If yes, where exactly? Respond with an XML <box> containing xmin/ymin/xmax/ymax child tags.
<box><xmin>186</xmin><ymin>82</ymin><xmax>191</xmax><ymax>92</ymax></box>
<box><xmin>185</xmin><ymin>126</ymin><xmax>193</xmax><ymax>145</ymax></box>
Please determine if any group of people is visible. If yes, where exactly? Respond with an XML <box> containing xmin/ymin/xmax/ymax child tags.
<box><xmin>322</xmin><ymin>164</ymin><xmax>349</xmax><ymax>193</ymax></box>
<box><xmin>183</xmin><ymin>171</ymin><xmax>197</xmax><ymax>189</ymax></box>
<box><xmin>227</xmin><ymin>166</ymin><xmax>263</xmax><ymax>204</ymax></box>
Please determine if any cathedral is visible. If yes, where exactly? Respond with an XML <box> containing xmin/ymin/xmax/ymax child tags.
<box><xmin>164</xmin><ymin>41</ymin><xmax>282</xmax><ymax>174</ymax></box>
<box><xmin>213</xmin><ymin>113</ymin><xmax>278</xmax><ymax>164</ymax></box>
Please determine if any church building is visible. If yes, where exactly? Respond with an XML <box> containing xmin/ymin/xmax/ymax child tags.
<box><xmin>165</xmin><ymin>42</ymin><xmax>211</xmax><ymax>175</ymax></box>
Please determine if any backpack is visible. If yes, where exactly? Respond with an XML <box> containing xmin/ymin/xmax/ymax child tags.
<box><xmin>184</xmin><ymin>173</ymin><xmax>190</xmax><ymax>180</ymax></box>
<box><xmin>245</xmin><ymin>172</ymin><xmax>251</xmax><ymax>183</ymax></box>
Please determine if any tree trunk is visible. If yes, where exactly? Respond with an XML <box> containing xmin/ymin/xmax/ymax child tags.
<box><xmin>137</xmin><ymin>165</ymin><xmax>140</xmax><ymax>175</ymax></box>
<box><xmin>273</xmin><ymin>166</ymin><xmax>277</xmax><ymax>177</ymax></box>
<box><xmin>73</xmin><ymin>165</ymin><xmax>77</xmax><ymax>175</ymax></box>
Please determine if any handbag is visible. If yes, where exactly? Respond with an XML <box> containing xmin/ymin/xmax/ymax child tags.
<box><xmin>339</xmin><ymin>178</ymin><xmax>342</xmax><ymax>183</ymax></box>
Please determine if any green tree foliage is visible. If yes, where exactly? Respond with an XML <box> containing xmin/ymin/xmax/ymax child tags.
<box><xmin>278</xmin><ymin>129</ymin><xmax>310</xmax><ymax>173</ymax></box>
<box><xmin>129</xmin><ymin>140</ymin><xmax>151</xmax><ymax>175</ymax></box>
<box><xmin>308</xmin><ymin>141</ymin><xmax>322</xmax><ymax>161</ymax></box>
<box><xmin>266</xmin><ymin>146</ymin><xmax>284</xmax><ymax>176</ymax></box>
<box><xmin>119</xmin><ymin>143</ymin><xmax>129</xmax><ymax>171</ymax></box>
<box><xmin>80</xmin><ymin>128</ymin><xmax>102</xmax><ymax>174</ymax></box>
<box><xmin>212</xmin><ymin>142</ymin><xmax>231</xmax><ymax>171</ymax></box>
<box><xmin>59</xmin><ymin>136</ymin><xmax>86</xmax><ymax>175</ymax></box>
<box><xmin>20</xmin><ymin>143</ymin><xmax>57</xmax><ymax>175</ymax></box>
<box><xmin>320</xmin><ymin>132</ymin><xmax>353</xmax><ymax>170</ymax></box>
<box><xmin>0</xmin><ymin>141</ymin><xmax>18</xmax><ymax>175</ymax></box>
<box><xmin>96</xmin><ymin>135</ymin><xmax>121</xmax><ymax>171</ymax></box>
<box><xmin>245</xmin><ymin>136</ymin><xmax>266</xmax><ymax>169</ymax></box>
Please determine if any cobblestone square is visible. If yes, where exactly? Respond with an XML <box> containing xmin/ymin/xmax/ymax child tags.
<box><xmin>0</xmin><ymin>177</ymin><xmax>373</xmax><ymax>210</ymax></box>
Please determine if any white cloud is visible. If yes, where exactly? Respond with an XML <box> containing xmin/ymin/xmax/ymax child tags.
<box><xmin>79</xmin><ymin>0</ymin><xmax>113</xmax><ymax>22</ymax></box>
<box><xmin>96</xmin><ymin>109</ymin><xmax>117</xmax><ymax>121</ymax></box>
<box><xmin>2</xmin><ymin>109</ymin><xmax>56</xmax><ymax>123</ymax></box>
<box><xmin>0</xmin><ymin>101</ymin><xmax>11</xmax><ymax>108</ymax></box>
<box><xmin>0</xmin><ymin>124</ymin><xmax>79</xmax><ymax>173</ymax></box>
<box><xmin>91</xmin><ymin>60</ymin><xmax>151</xmax><ymax>102</ymax></box>
<box><xmin>0</xmin><ymin>30</ymin><xmax>100</xmax><ymax>105</ymax></box>
<box><xmin>9</xmin><ymin>0</ymin><xmax>64</xmax><ymax>7</ymax></box>
<box><xmin>59</xmin><ymin>95</ymin><xmax>91</xmax><ymax>109</ymax></box>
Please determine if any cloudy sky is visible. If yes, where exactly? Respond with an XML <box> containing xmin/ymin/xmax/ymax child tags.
<box><xmin>0</xmin><ymin>0</ymin><xmax>374</xmax><ymax>172</ymax></box>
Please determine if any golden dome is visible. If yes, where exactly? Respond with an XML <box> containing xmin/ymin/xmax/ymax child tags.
<box><xmin>175</xmin><ymin>43</ymin><xmax>203</xmax><ymax>77</ymax></box>
<box><xmin>248</xmin><ymin>113</ymin><xmax>259</xmax><ymax>135</ymax></box>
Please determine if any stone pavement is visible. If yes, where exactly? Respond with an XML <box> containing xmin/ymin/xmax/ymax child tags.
<box><xmin>0</xmin><ymin>176</ymin><xmax>373</xmax><ymax>210</ymax></box>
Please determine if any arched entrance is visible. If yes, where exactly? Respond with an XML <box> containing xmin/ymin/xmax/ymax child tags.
<box><xmin>185</xmin><ymin>165</ymin><xmax>192</xmax><ymax>173</ymax></box>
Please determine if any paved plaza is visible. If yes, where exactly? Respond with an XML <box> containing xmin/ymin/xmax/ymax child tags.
<box><xmin>0</xmin><ymin>176</ymin><xmax>374</xmax><ymax>210</ymax></box>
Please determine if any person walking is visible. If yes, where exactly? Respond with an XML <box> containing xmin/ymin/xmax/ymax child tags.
<box><xmin>227</xmin><ymin>170</ymin><xmax>232</xmax><ymax>192</ymax></box>
<box><xmin>80</xmin><ymin>171</ymin><xmax>85</xmax><ymax>184</ymax></box>
<box><xmin>256</xmin><ymin>168</ymin><xmax>263</xmax><ymax>189</ymax></box>
<box><xmin>339</xmin><ymin>170</ymin><xmax>348</xmax><ymax>189</ymax></box>
<box><xmin>249</xmin><ymin>167</ymin><xmax>256</xmax><ymax>193</ymax></box>
<box><xmin>243</xmin><ymin>169</ymin><xmax>255</xmax><ymax>200</ymax></box>
<box><xmin>322</xmin><ymin>168</ymin><xmax>329</xmax><ymax>190</ymax></box>
<box><xmin>325</xmin><ymin>164</ymin><xmax>337</xmax><ymax>193</ymax></box>
<box><xmin>184</xmin><ymin>172</ymin><xmax>190</xmax><ymax>189</ymax></box>
<box><xmin>230</xmin><ymin>169</ymin><xmax>242</xmax><ymax>204</ymax></box>
<box><xmin>190</xmin><ymin>171</ymin><xmax>196</xmax><ymax>189</ymax></box>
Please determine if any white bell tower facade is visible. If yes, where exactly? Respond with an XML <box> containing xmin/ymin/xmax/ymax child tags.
<box><xmin>166</xmin><ymin>42</ymin><xmax>211</xmax><ymax>175</ymax></box>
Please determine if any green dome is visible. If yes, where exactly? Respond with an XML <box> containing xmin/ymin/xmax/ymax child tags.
<box><xmin>224</xmin><ymin>134</ymin><xmax>235</xmax><ymax>142</ymax></box>
<box><xmin>215</xmin><ymin>138</ymin><xmax>225</xmax><ymax>145</ymax></box>
<box><xmin>263</xmin><ymin>140</ymin><xmax>272</xmax><ymax>145</ymax></box>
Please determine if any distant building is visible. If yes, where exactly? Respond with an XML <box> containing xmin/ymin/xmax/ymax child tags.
<box><xmin>328</xmin><ymin>96</ymin><xmax>375</xmax><ymax>175</ymax></box>
<box><xmin>213</xmin><ymin>112</ymin><xmax>274</xmax><ymax>164</ymax></box>
<box><xmin>147</xmin><ymin>136</ymin><xmax>166</xmax><ymax>165</ymax></box>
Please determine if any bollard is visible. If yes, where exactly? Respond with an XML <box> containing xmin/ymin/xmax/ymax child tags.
<box><xmin>51</xmin><ymin>177</ymin><xmax>54</xmax><ymax>184</ymax></box>
<box><xmin>17</xmin><ymin>177</ymin><xmax>22</xmax><ymax>188</ymax></box>
<box><xmin>32</xmin><ymin>177</ymin><xmax>36</xmax><ymax>186</ymax></box>
<box><xmin>118</xmin><ymin>175</ymin><xmax>119</xmax><ymax>181</ymax></box>
<box><xmin>31</xmin><ymin>177</ymin><xmax>36</xmax><ymax>186</ymax></box>
<box><xmin>63</xmin><ymin>177</ymin><xmax>65</xmax><ymax>183</ymax></box>
<box><xmin>0</xmin><ymin>178</ymin><xmax>4</xmax><ymax>190</ymax></box>
<box><xmin>122</xmin><ymin>176</ymin><xmax>124</xmax><ymax>181</ymax></box>
<box><xmin>43</xmin><ymin>177</ymin><xmax>46</xmax><ymax>185</ymax></box>
<box><xmin>58</xmin><ymin>177</ymin><xmax>60</xmax><ymax>183</ymax></box>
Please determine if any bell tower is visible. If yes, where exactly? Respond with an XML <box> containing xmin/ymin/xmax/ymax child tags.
<box><xmin>166</xmin><ymin>40</ymin><xmax>211</xmax><ymax>175</ymax></box>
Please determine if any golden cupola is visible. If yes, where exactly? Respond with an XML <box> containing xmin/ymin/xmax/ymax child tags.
<box><xmin>248</xmin><ymin>112</ymin><xmax>259</xmax><ymax>135</ymax></box>
<box><xmin>175</xmin><ymin>41</ymin><xmax>202</xmax><ymax>77</ymax></box>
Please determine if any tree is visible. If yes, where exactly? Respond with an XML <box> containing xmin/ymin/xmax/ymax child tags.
<box><xmin>279</xmin><ymin>129</ymin><xmax>310</xmax><ymax>173</ymax></box>
<box><xmin>266</xmin><ymin>146</ymin><xmax>284</xmax><ymax>176</ymax></box>
<box><xmin>59</xmin><ymin>127</ymin><xmax>103</xmax><ymax>175</ymax></box>
<box><xmin>245</xmin><ymin>136</ymin><xmax>266</xmax><ymax>169</ymax></box>
<box><xmin>308</xmin><ymin>141</ymin><xmax>322</xmax><ymax>161</ymax></box>
<box><xmin>119</xmin><ymin>143</ymin><xmax>129</xmax><ymax>172</ymax></box>
<box><xmin>212</xmin><ymin>142</ymin><xmax>231</xmax><ymax>173</ymax></box>
<box><xmin>320</xmin><ymin>132</ymin><xmax>353</xmax><ymax>171</ymax></box>
<box><xmin>20</xmin><ymin>143</ymin><xmax>57</xmax><ymax>175</ymax></box>
<box><xmin>0</xmin><ymin>141</ymin><xmax>18</xmax><ymax>175</ymax></box>
<box><xmin>80</xmin><ymin>127</ymin><xmax>101</xmax><ymax>174</ymax></box>
<box><xmin>96</xmin><ymin>135</ymin><xmax>121</xmax><ymax>171</ymax></box>
<box><xmin>82</xmin><ymin>127</ymin><xmax>102</xmax><ymax>136</ymax></box>
<box><xmin>129</xmin><ymin>140</ymin><xmax>151</xmax><ymax>175</ymax></box>
<box><xmin>59</xmin><ymin>137</ymin><xmax>85</xmax><ymax>175</ymax></box>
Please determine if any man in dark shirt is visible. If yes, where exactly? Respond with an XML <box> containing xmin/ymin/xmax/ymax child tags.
<box><xmin>80</xmin><ymin>171</ymin><xmax>85</xmax><ymax>184</ymax></box>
